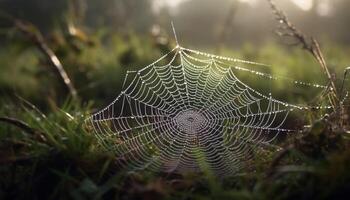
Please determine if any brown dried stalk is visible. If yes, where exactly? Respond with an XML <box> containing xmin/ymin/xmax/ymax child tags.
<box><xmin>0</xmin><ymin>117</ymin><xmax>38</xmax><ymax>136</ymax></box>
<box><xmin>13</xmin><ymin>19</ymin><xmax>78</xmax><ymax>99</ymax></box>
<box><xmin>0</xmin><ymin>116</ymin><xmax>47</xmax><ymax>143</ymax></box>
<box><xmin>0</xmin><ymin>11</ymin><xmax>78</xmax><ymax>99</ymax></box>
<box><xmin>340</xmin><ymin>67</ymin><xmax>350</xmax><ymax>101</ymax></box>
<box><xmin>266</xmin><ymin>0</ymin><xmax>338</xmax><ymax>106</ymax></box>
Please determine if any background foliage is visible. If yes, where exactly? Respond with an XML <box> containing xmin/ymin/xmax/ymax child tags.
<box><xmin>0</xmin><ymin>0</ymin><xmax>349</xmax><ymax>199</ymax></box>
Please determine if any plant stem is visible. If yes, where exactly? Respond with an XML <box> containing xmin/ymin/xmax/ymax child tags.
<box><xmin>266</xmin><ymin>0</ymin><xmax>338</xmax><ymax>106</ymax></box>
<box><xmin>13</xmin><ymin>19</ymin><xmax>78</xmax><ymax>99</ymax></box>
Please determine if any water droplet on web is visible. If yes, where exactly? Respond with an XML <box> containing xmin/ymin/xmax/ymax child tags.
<box><xmin>88</xmin><ymin>45</ymin><xmax>328</xmax><ymax>177</ymax></box>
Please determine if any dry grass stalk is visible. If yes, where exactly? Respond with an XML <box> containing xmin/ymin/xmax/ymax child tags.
<box><xmin>266</xmin><ymin>0</ymin><xmax>338</xmax><ymax>107</ymax></box>
<box><xmin>13</xmin><ymin>19</ymin><xmax>78</xmax><ymax>99</ymax></box>
<box><xmin>0</xmin><ymin>12</ymin><xmax>78</xmax><ymax>100</ymax></box>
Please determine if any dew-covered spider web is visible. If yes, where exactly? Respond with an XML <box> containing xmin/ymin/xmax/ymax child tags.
<box><xmin>87</xmin><ymin>43</ymin><xmax>335</xmax><ymax>176</ymax></box>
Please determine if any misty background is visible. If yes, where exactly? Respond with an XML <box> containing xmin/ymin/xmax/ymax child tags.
<box><xmin>1</xmin><ymin>0</ymin><xmax>349</xmax><ymax>47</ymax></box>
<box><xmin>0</xmin><ymin>0</ymin><xmax>349</xmax><ymax>107</ymax></box>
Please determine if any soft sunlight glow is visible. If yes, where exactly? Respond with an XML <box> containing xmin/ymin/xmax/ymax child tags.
<box><xmin>156</xmin><ymin>0</ymin><xmax>330</xmax><ymax>16</ymax></box>
<box><xmin>159</xmin><ymin>0</ymin><xmax>317</xmax><ymax>10</ymax></box>
<box><xmin>237</xmin><ymin>0</ymin><xmax>257</xmax><ymax>6</ymax></box>
<box><xmin>165</xmin><ymin>0</ymin><xmax>186</xmax><ymax>8</ymax></box>
<box><xmin>317</xmin><ymin>0</ymin><xmax>331</xmax><ymax>16</ymax></box>
<box><xmin>292</xmin><ymin>0</ymin><xmax>313</xmax><ymax>11</ymax></box>
<box><xmin>153</xmin><ymin>0</ymin><xmax>188</xmax><ymax>13</ymax></box>
<box><xmin>159</xmin><ymin>0</ymin><xmax>258</xmax><ymax>8</ymax></box>
<box><xmin>155</xmin><ymin>0</ymin><xmax>187</xmax><ymax>9</ymax></box>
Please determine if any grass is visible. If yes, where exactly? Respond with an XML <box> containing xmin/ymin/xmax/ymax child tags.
<box><xmin>0</xmin><ymin>30</ymin><xmax>350</xmax><ymax>199</ymax></box>
<box><xmin>1</xmin><ymin>30</ymin><xmax>349</xmax><ymax>107</ymax></box>
<box><xmin>0</xmin><ymin>95</ymin><xmax>349</xmax><ymax>199</ymax></box>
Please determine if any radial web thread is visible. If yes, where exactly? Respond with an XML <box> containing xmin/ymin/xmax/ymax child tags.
<box><xmin>87</xmin><ymin>45</ymin><xmax>334</xmax><ymax>176</ymax></box>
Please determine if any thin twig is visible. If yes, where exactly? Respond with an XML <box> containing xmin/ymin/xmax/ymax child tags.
<box><xmin>340</xmin><ymin>67</ymin><xmax>350</xmax><ymax>101</ymax></box>
<box><xmin>15</xmin><ymin>94</ymin><xmax>47</xmax><ymax>119</ymax></box>
<box><xmin>266</xmin><ymin>0</ymin><xmax>338</xmax><ymax>106</ymax></box>
<box><xmin>0</xmin><ymin>12</ymin><xmax>78</xmax><ymax>99</ymax></box>
<box><xmin>14</xmin><ymin>19</ymin><xmax>78</xmax><ymax>99</ymax></box>
<box><xmin>0</xmin><ymin>117</ymin><xmax>38</xmax><ymax>135</ymax></box>
<box><xmin>0</xmin><ymin>117</ymin><xmax>47</xmax><ymax>143</ymax></box>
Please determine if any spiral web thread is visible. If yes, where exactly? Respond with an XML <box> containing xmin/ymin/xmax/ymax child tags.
<box><xmin>87</xmin><ymin>45</ymin><xmax>334</xmax><ymax>176</ymax></box>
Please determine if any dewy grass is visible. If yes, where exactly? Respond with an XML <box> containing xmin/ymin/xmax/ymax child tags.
<box><xmin>1</xmin><ymin>91</ymin><xmax>350</xmax><ymax>199</ymax></box>
<box><xmin>0</xmin><ymin>100</ymin><xmax>121</xmax><ymax>199</ymax></box>
<box><xmin>0</xmin><ymin>15</ymin><xmax>349</xmax><ymax>199</ymax></box>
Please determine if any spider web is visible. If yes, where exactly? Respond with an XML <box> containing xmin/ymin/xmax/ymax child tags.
<box><xmin>87</xmin><ymin>45</ymin><xmax>332</xmax><ymax>176</ymax></box>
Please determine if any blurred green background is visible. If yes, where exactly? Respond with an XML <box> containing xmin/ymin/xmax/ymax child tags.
<box><xmin>0</xmin><ymin>0</ymin><xmax>349</xmax><ymax>109</ymax></box>
<box><xmin>1</xmin><ymin>1</ymin><xmax>350</xmax><ymax>199</ymax></box>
